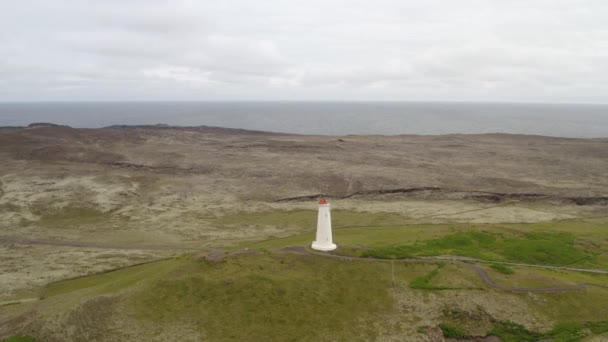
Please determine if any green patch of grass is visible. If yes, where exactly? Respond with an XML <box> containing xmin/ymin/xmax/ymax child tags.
<box><xmin>554</xmin><ymin>321</ymin><xmax>608</xmax><ymax>341</ymax></box>
<box><xmin>361</xmin><ymin>245</ymin><xmax>413</xmax><ymax>259</ymax></box>
<box><xmin>490</xmin><ymin>321</ymin><xmax>543</xmax><ymax>342</ymax></box>
<box><xmin>8</xmin><ymin>243</ymin><xmax>608</xmax><ymax>341</ymax></box>
<box><xmin>44</xmin><ymin>258</ymin><xmax>179</xmax><ymax>298</ymax></box>
<box><xmin>131</xmin><ymin>254</ymin><xmax>395</xmax><ymax>341</ymax></box>
<box><xmin>237</xmin><ymin>211</ymin><xmax>608</xmax><ymax>266</ymax></box>
<box><xmin>500</xmin><ymin>231</ymin><xmax>590</xmax><ymax>265</ymax></box>
<box><xmin>411</xmin><ymin>268</ymin><xmax>444</xmax><ymax>289</ymax></box>
<box><xmin>363</xmin><ymin>231</ymin><xmax>593</xmax><ymax>266</ymax></box>
<box><xmin>550</xmin><ymin>322</ymin><xmax>588</xmax><ymax>342</ymax></box>
<box><xmin>439</xmin><ymin>323</ymin><xmax>467</xmax><ymax>338</ymax></box>
<box><xmin>1</xmin><ymin>337</ymin><xmax>36</xmax><ymax>342</ymax></box>
<box><xmin>490</xmin><ymin>264</ymin><xmax>514</xmax><ymax>274</ymax></box>
<box><xmin>33</xmin><ymin>205</ymin><xmax>114</xmax><ymax>227</ymax></box>
<box><xmin>410</xmin><ymin>265</ymin><xmax>458</xmax><ymax>290</ymax></box>
<box><xmin>586</xmin><ymin>321</ymin><xmax>608</xmax><ymax>334</ymax></box>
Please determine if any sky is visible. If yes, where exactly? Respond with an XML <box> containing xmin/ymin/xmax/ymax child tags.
<box><xmin>1</xmin><ymin>1</ymin><xmax>608</xmax><ymax>102</ymax></box>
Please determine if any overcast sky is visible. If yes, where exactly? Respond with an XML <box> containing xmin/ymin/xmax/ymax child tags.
<box><xmin>1</xmin><ymin>1</ymin><xmax>608</xmax><ymax>102</ymax></box>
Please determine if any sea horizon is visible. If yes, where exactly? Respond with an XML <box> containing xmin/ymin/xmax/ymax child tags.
<box><xmin>1</xmin><ymin>101</ymin><xmax>607</xmax><ymax>138</ymax></box>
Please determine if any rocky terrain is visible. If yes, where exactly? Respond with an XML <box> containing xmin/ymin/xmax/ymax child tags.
<box><xmin>2</xmin><ymin>123</ymin><xmax>607</xmax><ymax>204</ymax></box>
<box><xmin>1</xmin><ymin>124</ymin><xmax>607</xmax><ymax>341</ymax></box>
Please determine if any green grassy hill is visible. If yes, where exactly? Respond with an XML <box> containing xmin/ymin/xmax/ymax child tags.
<box><xmin>3</xmin><ymin>250</ymin><xmax>608</xmax><ymax>341</ymax></box>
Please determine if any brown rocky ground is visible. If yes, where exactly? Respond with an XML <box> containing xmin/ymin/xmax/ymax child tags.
<box><xmin>2</xmin><ymin>124</ymin><xmax>608</xmax><ymax>197</ymax></box>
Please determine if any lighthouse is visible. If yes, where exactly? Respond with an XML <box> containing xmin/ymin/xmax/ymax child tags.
<box><xmin>311</xmin><ymin>198</ymin><xmax>337</xmax><ymax>251</ymax></box>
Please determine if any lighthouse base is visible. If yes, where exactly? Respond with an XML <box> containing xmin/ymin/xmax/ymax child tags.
<box><xmin>311</xmin><ymin>242</ymin><xmax>337</xmax><ymax>251</ymax></box>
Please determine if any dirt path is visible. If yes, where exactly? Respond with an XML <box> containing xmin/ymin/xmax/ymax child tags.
<box><xmin>431</xmin><ymin>255</ymin><xmax>608</xmax><ymax>274</ymax></box>
<box><xmin>456</xmin><ymin>261</ymin><xmax>608</xmax><ymax>293</ymax></box>
<box><xmin>0</xmin><ymin>298</ymin><xmax>38</xmax><ymax>307</ymax></box>
<box><xmin>280</xmin><ymin>246</ymin><xmax>608</xmax><ymax>293</ymax></box>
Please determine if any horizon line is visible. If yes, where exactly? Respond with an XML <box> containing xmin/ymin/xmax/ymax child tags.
<box><xmin>1</xmin><ymin>99</ymin><xmax>608</xmax><ymax>106</ymax></box>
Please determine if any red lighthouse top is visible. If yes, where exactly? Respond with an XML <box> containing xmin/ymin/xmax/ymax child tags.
<box><xmin>319</xmin><ymin>198</ymin><xmax>328</xmax><ymax>205</ymax></box>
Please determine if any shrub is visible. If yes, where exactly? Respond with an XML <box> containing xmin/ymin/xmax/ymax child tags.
<box><xmin>439</xmin><ymin>323</ymin><xmax>466</xmax><ymax>338</ymax></box>
<box><xmin>1</xmin><ymin>337</ymin><xmax>36</xmax><ymax>342</ymax></box>
<box><xmin>489</xmin><ymin>321</ymin><xmax>542</xmax><ymax>342</ymax></box>
<box><xmin>488</xmin><ymin>320</ymin><xmax>607</xmax><ymax>342</ymax></box>
<box><xmin>549</xmin><ymin>322</ymin><xmax>585</xmax><ymax>341</ymax></box>
<box><xmin>585</xmin><ymin>321</ymin><xmax>608</xmax><ymax>335</ymax></box>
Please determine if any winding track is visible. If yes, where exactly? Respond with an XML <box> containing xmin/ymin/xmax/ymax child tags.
<box><xmin>280</xmin><ymin>246</ymin><xmax>608</xmax><ymax>293</ymax></box>
<box><xmin>456</xmin><ymin>261</ymin><xmax>607</xmax><ymax>293</ymax></box>
<box><xmin>2</xmin><ymin>236</ymin><xmax>608</xmax><ymax>293</ymax></box>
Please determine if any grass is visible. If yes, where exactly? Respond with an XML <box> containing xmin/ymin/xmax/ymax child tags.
<box><xmin>0</xmin><ymin>337</ymin><xmax>36</xmax><ymax>342</ymax></box>
<box><xmin>587</xmin><ymin>321</ymin><xmax>608</xmax><ymax>334</ymax></box>
<box><xmin>439</xmin><ymin>323</ymin><xmax>467</xmax><ymax>338</ymax></box>
<box><xmin>231</xmin><ymin>211</ymin><xmax>608</xmax><ymax>268</ymax></box>
<box><xmin>484</xmin><ymin>266</ymin><xmax>608</xmax><ymax>290</ymax></box>
<box><xmin>528</xmin><ymin>288</ymin><xmax>608</xmax><ymax>322</ymax></box>
<box><xmin>5</xmin><ymin>208</ymin><xmax>608</xmax><ymax>340</ymax></box>
<box><xmin>6</xmin><ymin>249</ymin><xmax>608</xmax><ymax>341</ymax></box>
<box><xmin>490</xmin><ymin>264</ymin><xmax>514</xmax><ymax>274</ymax></box>
<box><xmin>534</xmin><ymin>268</ymin><xmax>608</xmax><ymax>287</ymax></box>
<box><xmin>130</xmin><ymin>254</ymin><xmax>395</xmax><ymax>341</ymax></box>
<box><xmin>410</xmin><ymin>265</ymin><xmax>456</xmax><ymax>290</ymax></box>
<box><xmin>249</xmin><ymin>223</ymin><xmax>455</xmax><ymax>249</ymax></box>
<box><xmin>489</xmin><ymin>320</ymin><xmax>608</xmax><ymax>342</ymax></box>
<box><xmin>32</xmin><ymin>204</ymin><xmax>115</xmax><ymax>228</ymax></box>
<box><xmin>489</xmin><ymin>321</ymin><xmax>544</xmax><ymax>342</ymax></box>
<box><xmin>43</xmin><ymin>257</ymin><xmax>180</xmax><ymax>298</ymax></box>
<box><xmin>410</xmin><ymin>264</ymin><xmax>482</xmax><ymax>290</ymax></box>
<box><xmin>362</xmin><ymin>231</ymin><xmax>593</xmax><ymax>266</ymax></box>
<box><xmin>411</xmin><ymin>268</ymin><xmax>445</xmax><ymax>289</ymax></box>
<box><xmin>438</xmin><ymin>319</ymin><xmax>608</xmax><ymax>342</ymax></box>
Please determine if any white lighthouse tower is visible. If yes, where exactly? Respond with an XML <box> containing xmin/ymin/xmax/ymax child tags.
<box><xmin>311</xmin><ymin>198</ymin><xmax>337</xmax><ymax>251</ymax></box>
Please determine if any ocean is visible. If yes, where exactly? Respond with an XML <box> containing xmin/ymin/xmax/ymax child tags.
<box><xmin>0</xmin><ymin>101</ymin><xmax>606</xmax><ymax>138</ymax></box>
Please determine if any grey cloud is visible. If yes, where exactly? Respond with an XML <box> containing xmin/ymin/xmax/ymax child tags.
<box><xmin>1</xmin><ymin>1</ymin><xmax>608</xmax><ymax>101</ymax></box>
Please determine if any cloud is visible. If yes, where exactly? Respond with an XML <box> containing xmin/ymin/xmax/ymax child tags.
<box><xmin>1</xmin><ymin>0</ymin><xmax>608</xmax><ymax>101</ymax></box>
<box><xmin>270</xmin><ymin>59</ymin><xmax>413</xmax><ymax>87</ymax></box>
<box><xmin>142</xmin><ymin>66</ymin><xmax>213</xmax><ymax>84</ymax></box>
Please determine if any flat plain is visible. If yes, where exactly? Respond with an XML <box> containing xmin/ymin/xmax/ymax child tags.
<box><xmin>1</xmin><ymin>124</ymin><xmax>607</xmax><ymax>341</ymax></box>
